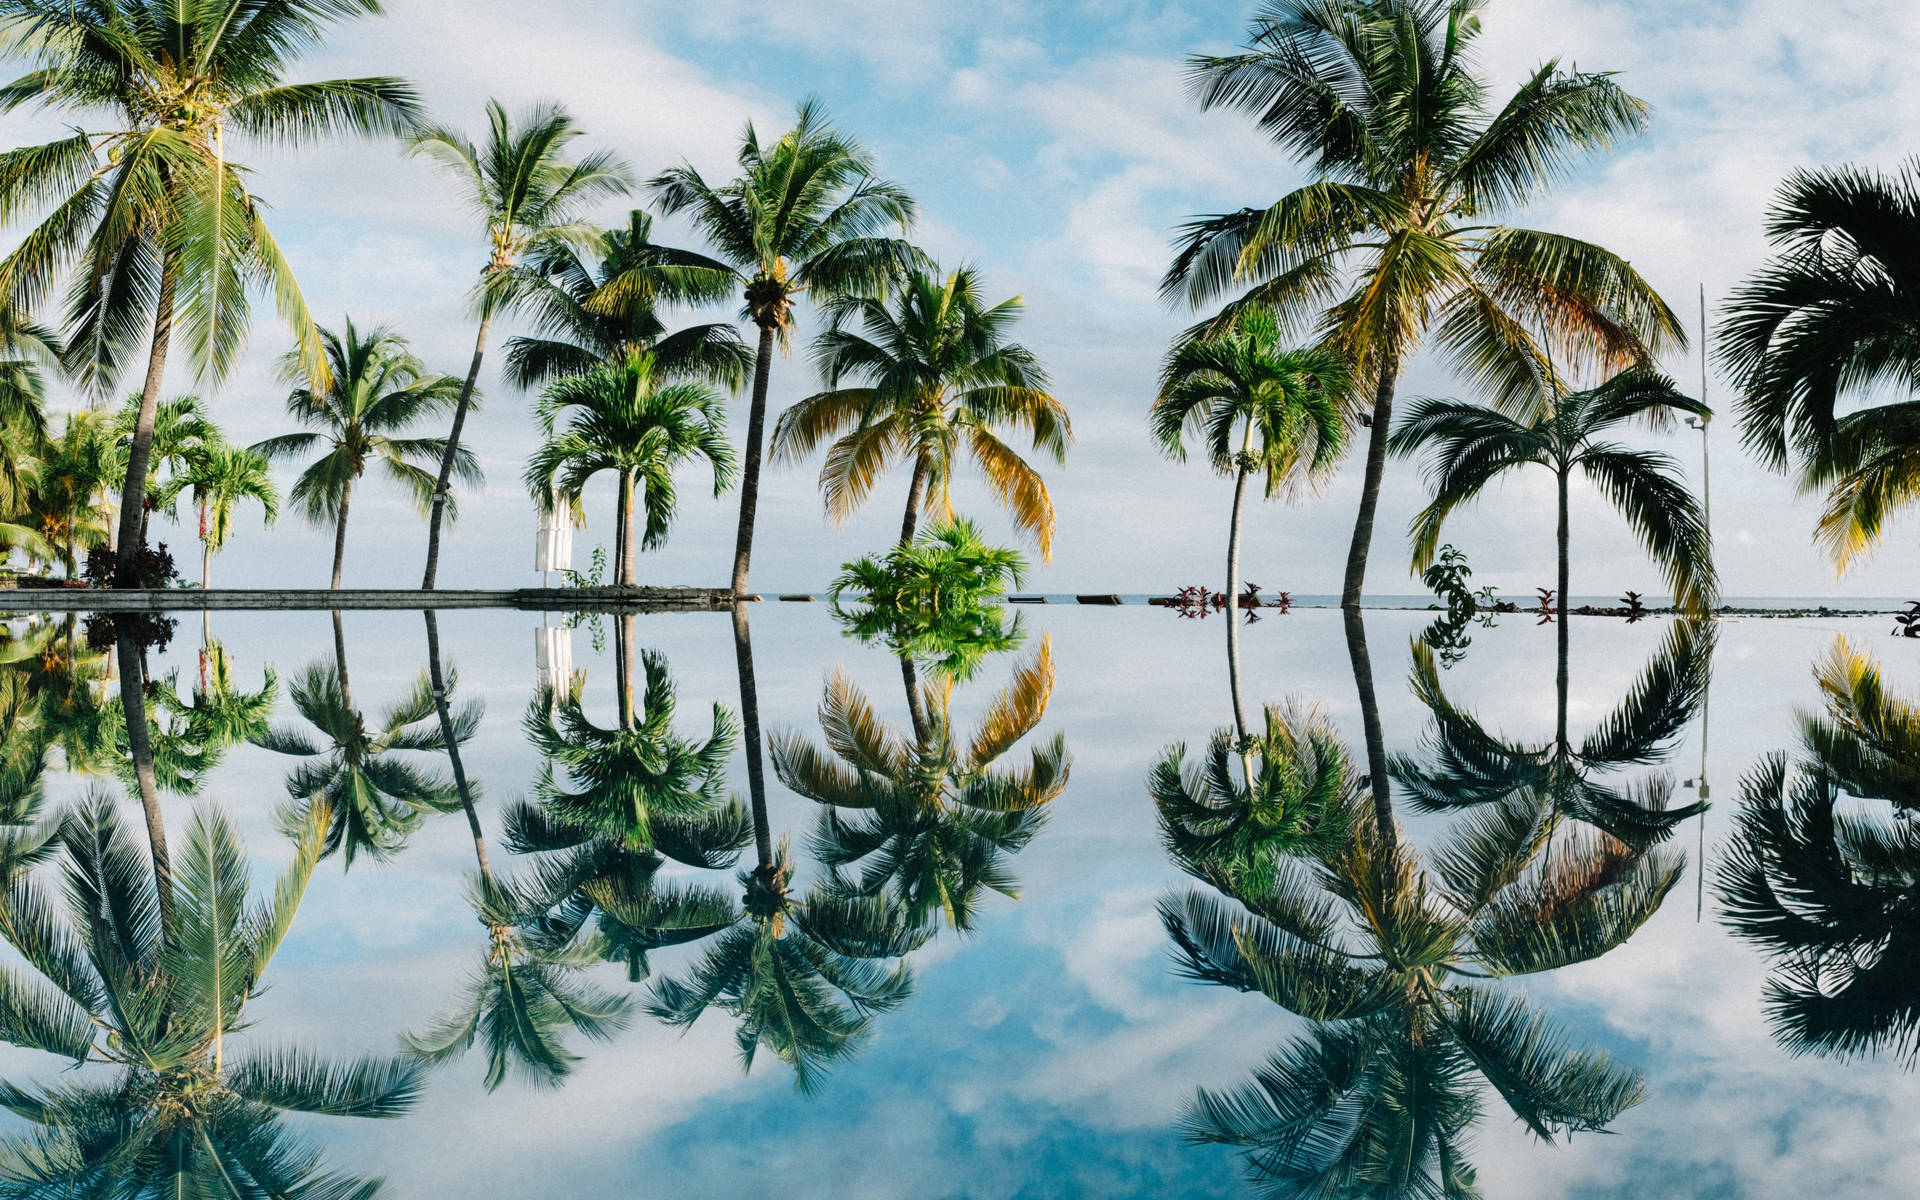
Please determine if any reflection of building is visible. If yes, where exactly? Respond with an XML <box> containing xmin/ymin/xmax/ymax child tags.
<box><xmin>536</xmin><ymin>624</ymin><xmax>575</xmax><ymax>697</ymax></box>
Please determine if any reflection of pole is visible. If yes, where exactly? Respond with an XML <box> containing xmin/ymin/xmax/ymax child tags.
<box><xmin>1694</xmin><ymin>284</ymin><xmax>1712</xmax><ymax>920</ymax></box>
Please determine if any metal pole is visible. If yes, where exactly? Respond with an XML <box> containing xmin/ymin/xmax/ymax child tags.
<box><xmin>1696</xmin><ymin>282</ymin><xmax>1711</xmax><ymax>921</ymax></box>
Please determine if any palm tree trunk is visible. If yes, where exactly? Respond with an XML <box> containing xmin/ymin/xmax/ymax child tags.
<box><xmin>901</xmin><ymin>451</ymin><xmax>931</xmax><ymax>547</ymax></box>
<box><xmin>115</xmin><ymin>634</ymin><xmax>172</xmax><ymax>926</ymax></box>
<box><xmin>1341</xmin><ymin>342</ymin><xmax>1403</xmax><ymax>610</ymax></box>
<box><xmin>115</xmin><ymin>260</ymin><xmax>177</xmax><ymax>585</ymax></box>
<box><xmin>616</xmin><ymin>613</ymin><xmax>634</xmax><ymax>730</ymax></box>
<box><xmin>1342</xmin><ymin>605</ymin><xmax>1395</xmax><ymax>849</ymax></box>
<box><xmin>425</xmin><ymin>611</ymin><xmax>490</xmax><ymax>880</ymax></box>
<box><xmin>901</xmin><ymin>654</ymin><xmax>928</xmax><ymax>744</ymax></box>
<box><xmin>200</xmin><ymin>539</ymin><xmax>210</xmax><ymax>589</ymax></box>
<box><xmin>330</xmin><ymin>476</ymin><xmax>354</xmax><ymax>589</ymax></box>
<box><xmin>1556</xmin><ymin>465</ymin><xmax>1571</xmax><ymax>751</ymax></box>
<box><xmin>732</xmin><ymin>603</ymin><xmax>772</xmax><ymax>869</ymax></box>
<box><xmin>332</xmin><ymin>609</ymin><xmax>352</xmax><ymax>710</ymax></box>
<box><xmin>611</xmin><ymin>480</ymin><xmax>626</xmax><ymax>587</ymax></box>
<box><xmin>619</xmin><ymin>469</ymin><xmax>637</xmax><ymax>587</ymax></box>
<box><xmin>731</xmin><ymin>324</ymin><xmax>777</xmax><ymax>596</ymax></box>
<box><xmin>1226</xmin><ymin>437</ymin><xmax>1256</xmax><ymax>785</ymax></box>
<box><xmin>422</xmin><ymin>310</ymin><xmax>493</xmax><ymax>590</ymax></box>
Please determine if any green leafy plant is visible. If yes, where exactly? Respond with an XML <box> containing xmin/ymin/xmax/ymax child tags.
<box><xmin>828</xmin><ymin>519</ymin><xmax>1027</xmax><ymax>676</ymax></box>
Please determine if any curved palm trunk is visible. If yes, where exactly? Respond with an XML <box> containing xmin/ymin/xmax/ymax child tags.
<box><xmin>731</xmin><ymin>603</ymin><xmax>772</xmax><ymax>870</ymax></box>
<box><xmin>1342</xmin><ymin>605</ymin><xmax>1395</xmax><ymax>849</ymax></box>
<box><xmin>115</xmin><ymin>635</ymin><xmax>172</xmax><ymax>926</ymax></box>
<box><xmin>900</xmin><ymin>451</ymin><xmax>931</xmax><ymax>547</ymax></box>
<box><xmin>1341</xmin><ymin>343</ymin><xmax>1403</xmax><ymax>611</ymax></box>
<box><xmin>1556</xmin><ymin>466</ymin><xmax>1571</xmax><ymax>751</ymax></box>
<box><xmin>900</xmin><ymin>654</ymin><xmax>928</xmax><ymax>744</ymax></box>
<box><xmin>619</xmin><ymin>469</ymin><xmax>637</xmax><ymax>587</ymax></box>
<box><xmin>1225</xmin><ymin>439</ymin><xmax>1255</xmax><ymax>784</ymax></box>
<box><xmin>422</xmin><ymin>311</ymin><xmax>494</xmax><ymax>591</ymax></box>
<box><xmin>330</xmin><ymin>476</ymin><xmax>354</xmax><ymax>589</ymax></box>
<box><xmin>424</xmin><ymin>611</ymin><xmax>490</xmax><ymax>881</ymax></box>
<box><xmin>731</xmin><ymin>324</ymin><xmax>777</xmax><ymax>596</ymax></box>
<box><xmin>115</xmin><ymin>261</ymin><xmax>178</xmax><ymax>585</ymax></box>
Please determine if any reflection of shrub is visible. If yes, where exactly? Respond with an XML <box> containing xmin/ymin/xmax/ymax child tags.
<box><xmin>83</xmin><ymin>542</ymin><xmax>179</xmax><ymax>589</ymax></box>
<box><xmin>830</xmin><ymin>520</ymin><xmax>1028</xmax><ymax>677</ymax></box>
<box><xmin>84</xmin><ymin>612</ymin><xmax>177</xmax><ymax>653</ymax></box>
<box><xmin>1419</xmin><ymin>545</ymin><xmax>1497</xmax><ymax>666</ymax></box>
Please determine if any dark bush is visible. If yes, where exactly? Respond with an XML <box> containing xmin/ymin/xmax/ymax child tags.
<box><xmin>83</xmin><ymin>542</ymin><xmax>179</xmax><ymax>589</ymax></box>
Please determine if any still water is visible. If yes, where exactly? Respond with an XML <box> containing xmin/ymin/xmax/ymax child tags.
<box><xmin>0</xmin><ymin>602</ymin><xmax>1911</xmax><ymax>1198</ymax></box>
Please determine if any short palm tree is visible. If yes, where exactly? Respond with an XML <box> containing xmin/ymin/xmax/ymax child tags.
<box><xmin>1388</xmin><ymin>365</ymin><xmax>1719</xmax><ymax>632</ymax></box>
<box><xmin>1719</xmin><ymin>160</ymin><xmax>1920</xmax><ymax>570</ymax></box>
<box><xmin>161</xmin><ymin>443</ymin><xmax>279</xmax><ymax>587</ymax></box>
<box><xmin>112</xmin><ymin>393</ymin><xmax>222</xmax><ymax>546</ymax></box>
<box><xmin>253</xmin><ymin>662</ymin><xmax>467</xmax><ymax>870</ymax></box>
<box><xmin>525</xmin><ymin>350</ymin><xmax>736</xmax><ymax>586</ymax></box>
<box><xmin>1164</xmin><ymin>764</ymin><xmax>1673</xmax><ymax>1195</ymax></box>
<box><xmin>0</xmin><ymin>795</ymin><xmax>423</xmax><ymax>1195</ymax></box>
<box><xmin>411</xmin><ymin>100</ymin><xmax>632</xmax><ymax>588</ymax></box>
<box><xmin>1152</xmin><ymin>309</ymin><xmax>1350</xmax><ymax>749</ymax></box>
<box><xmin>503</xmin><ymin>208</ymin><xmax>749</xmax><ymax>390</ymax></box>
<box><xmin>255</xmin><ymin>318</ymin><xmax>470</xmax><ymax>588</ymax></box>
<box><xmin>0</xmin><ymin>0</ymin><xmax>421</xmax><ymax>580</ymax></box>
<box><xmin>0</xmin><ymin>303</ymin><xmax>57</xmax><ymax>536</ymax></box>
<box><xmin>649</xmin><ymin>99</ymin><xmax>920</xmax><ymax>594</ymax></box>
<box><xmin>31</xmin><ymin>411</ymin><xmax>121</xmax><ymax>577</ymax></box>
<box><xmin>771</xmin><ymin>264</ymin><xmax>1071</xmax><ymax>554</ymax></box>
<box><xmin>771</xmin><ymin>639</ymin><xmax>1070</xmax><ymax>932</ymax></box>
<box><xmin>1163</xmin><ymin>0</ymin><xmax>1683</xmax><ymax>609</ymax></box>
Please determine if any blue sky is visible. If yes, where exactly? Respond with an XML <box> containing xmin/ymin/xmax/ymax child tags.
<box><xmin>5</xmin><ymin>0</ymin><xmax>1920</xmax><ymax>597</ymax></box>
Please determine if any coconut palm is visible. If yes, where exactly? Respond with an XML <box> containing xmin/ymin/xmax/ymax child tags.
<box><xmin>648</xmin><ymin>99</ymin><xmax>921</xmax><ymax>594</ymax></box>
<box><xmin>411</xmin><ymin>100</ymin><xmax>632</xmax><ymax>588</ymax></box>
<box><xmin>771</xmin><ymin>639</ymin><xmax>1070</xmax><ymax>932</ymax></box>
<box><xmin>1388</xmin><ymin>365</ymin><xmax>1719</xmax><ymax>639</ymax></box>
<box><xmin>1392</xmin><ymin>619</ymin><xmax>1713</xmax><ymax>849</ymax></box>
<box><xmin>161</xmin><ymin>443</ymin><xmax>278</xmax><ymax>587</ymax></box>
<box><xmin>525</xmin><ymin>350</ymin><xmax>736</xmax><ymax>587</ymax></box>
<box><xmin>253</xmin><ymin>661</ymin><xmax>466</xmax><ymax>871</ymax></box>
<box><xmin>0</xmin><ymin>794</ymin><xmax>422</xmax><ymax>1195</ymax></box>
<box><xmin>255</xmin><ymin>318</ymin><xmax>470</xmax><ymax>588</ymax></box>
<box><xmin>1154</xmin><ymin>700</ymin><xmax>1354</xmax><ymax>898</ymax></box>
<box><xmin>0</xmin><ymin>0</ymin><xmax>422</xmax><ymax>581</ymax></box>
<box><xmin>1152</xmin><ymin>309</ymin><xmax>1350</xmax><ymax>755</ymax></box>
<box><xmin>1795</xmin><ymin>637</ymin><xmax>1920</xmax><ymax>809</ymax></box>
<box><xmin>771</xmin><ymin>263</ymin><xmax>1070</xmax><ymax>555</ymax></box>
<box><xmin>1163</xmin><ymin>0</ymin><xmax>1683</xmax><ymax>610</ymax></box>
<box><xmin>408</xmin><ymin>612</ymin><xmax>632</xmax><ymax>1090</ymax></box>
<box><xmin>503</xmin><ymin>207</ymin><xmax>750</xmax><ymax>391</ymax></box>
<box><xmin>0</xmin><ymin>304</ymin><xmax>58</xmax><ymax>534</ymax></box>
<box><xmin>1718</xmin><ymin>161</ymin><xmax>1920</xmax><ymax>571</ymax></box>
<box><xmin>1164</xmin><ymin>753</ymin><xmax>1672</xmax><ymax>1195</ymax></box>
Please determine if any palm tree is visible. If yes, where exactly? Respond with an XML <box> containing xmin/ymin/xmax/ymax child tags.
<box><xmin>771</xmin><ymin>639</ymin><xmax>1070</xmax><ymax>932</ymax></box>
<box><xmin>0</xmin><ymin>304</ymin><xmax>58</xmax><ymax>546</ymax></box>
<box><xmin>409</xmin><ymin>612</ymin><xmax>631</xmax><ymax>1089</ymax></box>
<box><xmin>162</xmin><ymin>443</ymin><xmax>279</xmax><ymax>587</ymax></box>
<box><xmin>503</xmin><ymin>207</ymin><xmax>750</xmax><ymax>391</ymax></box>
<box><xmin>253</xmin><ymin>661</ymin><xmax>466</xmax><ymax>870</ymax></box>
<box><xmin>771</xmin><ymin>263</ymin><xmax>1070</xmax><ymax>554</ymax></box>
<box><xmin>1164</xmin><ymin>743</ymin><xmax>1673</xmax><ymax>1195</ymax></box>
<box><xmin>255</xmin><ymin>318</ymin><xmax>470</xmax><ymax>588</ymax></box>
<box><xmin>1795</xmin><ymin>637</ymin><xmax>1920</xmax><ymax>809</ymax></box>
<box><xmin>649</xmin><ymin>99</ymin><xmax>920</xmax><ymax>594</ymax></box>
<box><xmin>112</xmin><ymin>393</ymin><xmax>221</xmax><ymax>547</ymax></box>
<box><xmin>0</xmin><ymin>794</ymin><xmax>422</xmax><ymax>1195</ymax></box>
<box><xmin>1392</xmin><ymin>619</ymin><xmax>1713</xmax><ymax>849</ymax></box>
<box><xmin>0</xmin><ymin>0</ymin><xmax>422</xmax><ymax>581</ymax></box>
<box><xmin>1717</xmin><ymin>160</ymin><xmax>1920</xmax><ymax>571</ymax></box>
<box><xmin>1154</xmin><ymin>700</ymin><xmax>1354</xmax><ymax>896</ymax></box>
<box><xmin>1152</xmin><ymin>309</ymin><xmax>1349</xmax><ymax>755</ymax></box>
<box><xmin>1389</xmin><ymin>365</ymin><xmax>1717</xmax><ymax>617</ymax></box>
<box><xmin>1163</xmin><ymin>0</ymin><xmax>1683</xmax><ymax>610</ymax></box>
<box><xmin>31</xmin><ymin>410</ymin><xmax>121</xmax><ymax>577</ymax></box>
<box><xmin>525</xmin><ymin>350</ymin><xmax>736</xmax><ymax>587</ymax></box>
<box><xmin>411</xmin><ymin>100</ymin><xmax>632</xmax><ymax>589</ymax></box>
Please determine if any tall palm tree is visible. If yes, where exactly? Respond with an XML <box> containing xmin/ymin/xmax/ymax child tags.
<box><xmin>0</xmin><ymin>0</ymin><xmax>422</xmax><ymax>581</ymax></box>
<box><xmin>1152</xmin><ymin>309</ymin><xmax>1349</xmax><ymax>757</ymax></box>
<box><xmin>1718</xmin><ymin>160</ymin><xmax>1920</xmax><ymax>571</ymax></box>
<box><xmin>255</xmin><ymin>318</ymin><xmax>470</xmax><ymax>588</ymax></box>
<box><xmin>524</xmin><ymin>350</ymin><xmax>736</xmax><ymax>587</ymax></box>
<box><xmin>1164</xmin><ymin>747</ymin><xmax>1672</xmax><ymax>1195</ymax></box>
<box><xmin>162</xmin><ymin>443</ymin><xmax>278</xmax><ymax>587</ymax></box>
<box><xmin>411</xmin><ymin>100</ymin><xmax>632</xmax><ymax>588</ymax></box>
<box><xmin>503</xmin><ymin>207</ymin><xmax>750</xmax><ymax>391</ymax></box>
<box><xmin>253</xmin><ymin>661</ymin><xmax>466</xmax><ymax>870</ymax></box>
<box><xmin>770</xmin><ymin>263</ymin><xmax>1070</xmax><ymax>553</ymax></box>
<box><xmin>409</xmin><ymin>613</ymin><xmax>631</xmax><ymax>1089</ymax></box>
<box><xmin>771</xmin><ymin>639</ymin><xmax>1070</xmax><ymax>932</ymax></box>
<box><xmin>1163</xmin><ymin>0</ymin><xmax>1683</xmax><ymax>610</ymax></box>
<box><xmin>649</xmin><ymin>99</ymin><xmax>920</xmax><ymax>594</ymax></box>
<box><xmin>0</xmin><ymin>795</ymin><xmax>422</xmax><ymax>1195</ymax></box>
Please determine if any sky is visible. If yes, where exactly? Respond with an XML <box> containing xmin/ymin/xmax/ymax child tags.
<box><xmin>5</xmin><ymin>0</ymin><xmax>1920</xmax><ymax>598</ymax></box>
